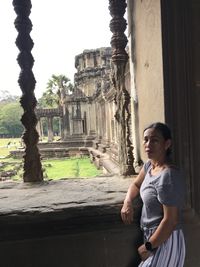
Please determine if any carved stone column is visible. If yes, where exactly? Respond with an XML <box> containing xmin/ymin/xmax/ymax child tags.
<box><xmin>62</xmin><ymin>104</ymin><xmax>70</xmax><ymax>140</ymax></box>
<box><xmin>59</xmin><ymin>117</ymin><xmax>64</xmax><ymax>140</ymax></box>
<box><xmin>36</xmin><ymin>118</ymin><xmax>42</xmax><ymax>140</ymax></box>
<box><xmin>109</xmin><ymin>0</ymin><xmax>135</xmax><ymax>176</ymax></box>
<box><xmin>13</xmin><ymin>0</ymin><xmax>43</xmax><ymax>182</ymax></box>
<box><xmin>47</xmin><ymin>117</ymin><xmax>54</xmax><ymax>142</ymax></box>
<box><xmin>40</xmin><ymin>119</ymin><xmax>44</xmax><ymax>139</ymax></box>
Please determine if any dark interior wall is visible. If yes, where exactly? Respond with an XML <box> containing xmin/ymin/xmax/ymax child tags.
<box><xmin>188</xmin><ymin>0</ymin><xmax>200</xmax><ymax>215</ymax></box>
<box><xmin>0</xmin><ymin>225</ymin><xmax>142</xmax><ymax>267</ymax></box>
<box><xmin>161</xmin><ymin>0</ymin><xmax>200</xmax><ymax>214</ymax></box>
<box><xmin>0</xmin><ymin>195</ymin><xmax>143</xmax><ymax>267</ymax></box>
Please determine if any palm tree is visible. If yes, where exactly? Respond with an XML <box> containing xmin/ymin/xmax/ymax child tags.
<box><xmin>38</xmin><ymin>74</ymin><xmax>74</xmax><ymax>108</ymax></box>
<box><xmin>46</xmin><ymin>74</ymin><xmax>74</xmax><ymax>106</ymax></box>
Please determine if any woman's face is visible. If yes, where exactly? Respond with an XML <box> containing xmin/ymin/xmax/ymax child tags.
<box><xmin>143</xmin><ymin>128</ymin><xmax>171</xmax><ymax>160</ymax></box>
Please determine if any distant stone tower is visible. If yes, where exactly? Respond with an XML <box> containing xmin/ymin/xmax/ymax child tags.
<box><xmin>74</xmin><ymin>47</ymin><xmax>112</xmax><ymax>97</ymax></box>
<box><xmin>64</xmin><ymin>47</ymin><xmax>113</xmax><ymax>137</ymax></box>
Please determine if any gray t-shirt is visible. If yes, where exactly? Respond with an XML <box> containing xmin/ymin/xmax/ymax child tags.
<box><xmin>140</xmin><ymin>161</ymin><xmax>185</xmax><ymax>229</ymax></box>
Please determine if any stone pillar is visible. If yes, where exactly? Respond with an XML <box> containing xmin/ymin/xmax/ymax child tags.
<box><xmin>110</xmin><ymin>102</ymin><xmax>114</xmax><ymax>143</ymax></box>
<box><xmin>62</xmin><ymin>105</ymin><xmax>70</xmax><ymax>140</ymax></box>
<box><xmin>40</xmin><ymin>118</ymin><xmax>44</xmax><ymax>140</ymax></box>
<box><xmin>83</xmin><ymin>111</ymin><xmax>87</xmax><ymax>134</ymax></box>
<box><xmin>47</xmin><ymin>117</ymin><xmax>54</xmax><ymax>142</ymax></box>
<box><xmin>59</xmin><ymin>117</ymin><xmax>64</xmax><ymax>140</ymax></box>
<box><xmin>36</xmin><ymin>119</ymin><xmax>40</xmax><ymax>137</ymax></box>
<box><xmin>106</xmin><ymin>102</ymin><xmax>111</xmax><ymax>143</ymax></box>
<box><xmin>36</xmin><ymin>118</ymin><xmax>42</xmax><ymax>140</ymax></box>
<box><xmin>95</xmin><ymin>103</ymin><xmax>100</xmax><ymax>137</ymax></box>
<box><xmin>87</xmin><ymin>105</ymin><xmax>91</xmax><ymax>135</ymax></box>
<box><xmin>13</xmin><ymin>0</ymin><xmax>43</xmax><ymax>182</ymax></box>
<box><xmin>90</xmin><ymin>103</ymin><xmax>96</xmax><ymax>134</ymax></box>
<box><xmin>70</xmin><ymin>114</ymin><xmax>73</xmax><ymax>135</ymax></box>
<box><xmin>94</xmin><ymin>102</ymin><xmax>101</xmax><ymax>148</ymax></box>
<box><xmin>102</xmin><ymin>101</ymin><xmax>108</xmax><ymax>144</ymax></box>
<box><xmin>111</xmin><ymin>101</ymin><xmax>117</xmax><ymax>143</ymax></box>
<box><xmin>99</xmin><ymin>103</ymin><xmax>103</xmax><ymax>139</ymax></box>
<box><xmin>109</xmin><ymin>0</ymin><xmax>135</xmax><ymax>175</ymax></box>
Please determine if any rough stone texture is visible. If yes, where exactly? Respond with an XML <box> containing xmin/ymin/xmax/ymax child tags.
<box><xmin>0</xmin><ymin>176</ymin><xmax>143</xmax><ymax>267</ymax></box>
<box><xmin>13</xmin><ymin>0</ymin><xmax>43</xmax><ymax>182</ymax></box>
<box><xmin>0</xmin><ymin>176</ymin><xmax>138</xmax><ymax>217</ymax></box>
<box><xmin>0</xmin><ymin>177</ymin><xmax>198</xmax><ymax>267</ymax></box>
<box><xmin>109</xmin><ymin>0</ymin><xmax>135</xmax><ymax>175</ymax></box>
<box><xmin>0</xmin><ymin>176</ymin><xmax>128</xmax><ymax>212</ymax></box>
<box><xmin>0</xmin><ymin>176</ymin><xmax>142</xmax><ymax>238</ymax></box>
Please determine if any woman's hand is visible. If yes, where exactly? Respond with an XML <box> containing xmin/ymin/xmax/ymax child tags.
<box><xmin>120</xmin><ymin>169</ymin><xmax>145</xmax><ymax>224</ymax></box>
<box><xmin>138</xmin><ymin>244</ymin><xmax>151</xmax><ymax>261</ymax></box>
<box><xmin>121</xmin><ymin>200</ymin><xmax>134</xmax><ymax>224</ymax></box>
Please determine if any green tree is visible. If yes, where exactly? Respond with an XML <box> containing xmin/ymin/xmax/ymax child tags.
<box><xmin>0</xmin><ymin>102</ymin><xmax>23</xmax><ymax>137</ymax></box>
<box><xmin>38</xmin><ymin>74</ymin><xmax>74</xmax><ymax>108</ymax></box>
<box><xmin>0</xmin><ymin>90</ymin><xmax>19</xmax><ymax>103</ymax></box>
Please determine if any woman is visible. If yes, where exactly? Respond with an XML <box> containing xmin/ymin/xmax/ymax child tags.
<box><xmin>121</xmin><ymin>122</ymin><xmax>185</xmax><ymax>266</ymax></box>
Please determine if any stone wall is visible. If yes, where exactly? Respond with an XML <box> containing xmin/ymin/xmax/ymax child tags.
<box><xmin>0</xmin><ymin>178</ymin><xmax>142</xmax><ymax>267</ymax></box>
<box><xmin>71</xmin><ymin>47</ymin><xmax>121</xmax><ymax>174</ymax></box>
<box><xmin>128</xmin><ymin>0</ymin><xmax>165</xmax><ymax>161</ymax></box>
<box><xmin>127</xmin><ymin>0</ymin><xmax>200</xmax><ymax>265</ymax></box>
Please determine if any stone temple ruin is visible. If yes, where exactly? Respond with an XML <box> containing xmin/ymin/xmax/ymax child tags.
<box><xmin>34</xmin><ymin>47</ymin><xmax>121</xmax><ymax>174</ymax></box>
<box><xmin>3</xmin><ymin>1</ymin><xmax>200</xmax><ymax>266</ymax></box>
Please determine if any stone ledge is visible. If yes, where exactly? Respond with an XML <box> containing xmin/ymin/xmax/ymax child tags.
<box><xmin>0</xmin><ymin>176</ymin><xmax>142</xmax><ymax>241</ymax></box>
<box><xmin>89</xmin><ymin>148</ymin><xmax>120</xmax><ymax>174</ymax></box>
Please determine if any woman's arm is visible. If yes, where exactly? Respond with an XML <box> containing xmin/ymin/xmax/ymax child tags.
<box><xmin>138</xmin><ymin>205</ymin><xmax>179</xmax><ymax>260</ymax></box>
<box><xmin>121</xmin><ymin>166</ymin><xmax>145</xmax><ymax>224</ymax></box>
<box><xmin>149</xmin><ymin>205</ymin><xmax>179</xmax><ymax>247</ymax></box>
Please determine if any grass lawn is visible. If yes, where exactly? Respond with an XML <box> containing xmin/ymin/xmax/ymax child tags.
<box><xmin>0</xmin><ymin>138</ymin><xmax>102</xmax><ymax>180</ymax></box>
<box><xmin>43</xmin><ymin>158</ymin><xmax>102</xmax><ymax>180</ymax></box>
<box><xmin>0</xmin><ymin>138</ymin><xmax>22</xmax><ymax>158</ymax></box>
<box><xmin>0</xmin><ymin>157</ymin><xmax>101</xmax><ymax>181</ymax></box>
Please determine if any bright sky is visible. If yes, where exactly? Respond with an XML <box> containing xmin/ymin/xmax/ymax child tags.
<box><xmin>0</xmin><ymin>0</ymin><xmax>112</xmax><ymax>99</ymax></box>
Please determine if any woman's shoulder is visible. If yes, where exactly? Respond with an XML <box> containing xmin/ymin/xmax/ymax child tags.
<box><xmin>143</xmin><ymin>160</ymin><xmax>151</xmax><ymax>173</ymax></box>
<box><xmin>158</xmin><ymin>164</ymin><xmax>184</xmax><ymax>186</ymax></box>
<box><xmin>164</xmin><ymin>164</ymin><xmax>182</xmax><ymax>176</ymax></box>
<box><xmin>166</xmin><ymin>163</ymin><xmax>180</xmax><ymax>170</ymax></box>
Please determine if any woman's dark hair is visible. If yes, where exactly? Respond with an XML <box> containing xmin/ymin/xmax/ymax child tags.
<box><xmin>143</xmin><ymin>122</ymin><xmax>172</xmax><ymax>156</ymax></box>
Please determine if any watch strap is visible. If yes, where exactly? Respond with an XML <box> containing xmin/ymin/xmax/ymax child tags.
<box><xmin>145</xmin><ymin>241</ymin><xmax>155</xmax><ymax>252</ymax></box>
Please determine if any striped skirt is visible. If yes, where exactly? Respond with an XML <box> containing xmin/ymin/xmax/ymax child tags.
<box><xmin>138</xmin><ymin>228</ymin><xmax>185</xmax><ymax>267</ymax></box>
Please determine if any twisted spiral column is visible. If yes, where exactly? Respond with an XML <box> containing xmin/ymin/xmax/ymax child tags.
<box><xmin>13</xmin><ymin>0</ymin><xmax>43</xmax><ymax>182</ymax></box>
<box><xmin>109</xmin><ymin>0</ymin><xmax>135</xmax><ymax>175</ymax></box>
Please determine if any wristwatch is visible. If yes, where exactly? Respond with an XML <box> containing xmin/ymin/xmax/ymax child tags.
<box><xmin>145</xmin><ymin>241</ymin><xmax>154</xmax><ymax>252</ymax></box>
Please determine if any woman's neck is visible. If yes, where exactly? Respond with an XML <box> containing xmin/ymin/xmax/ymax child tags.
<box><xmin>150</xmin><ymin>158</ymin><xmax>169</xmax><ymax>169</ymax></box>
